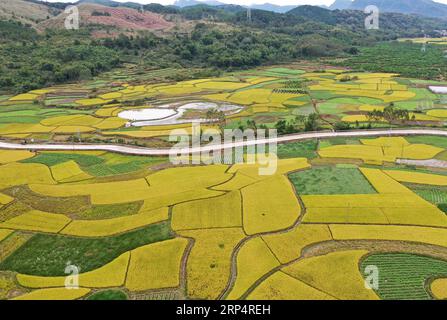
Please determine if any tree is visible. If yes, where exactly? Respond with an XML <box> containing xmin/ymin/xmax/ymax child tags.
<box><xmin>304</xmin><ymin>113</ymin><xmax>320</xmax><ymax>132</ymax></box>
<box><xmin>206</xmin><ymin>108</ymin><xmax>226</xmax><ymax>132</ymax></box>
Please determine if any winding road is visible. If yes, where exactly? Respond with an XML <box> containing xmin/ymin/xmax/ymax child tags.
<box><xmin>1</xmin><ymin>128</ymin><xmax>447</xmax><ymax>155</ymax></box>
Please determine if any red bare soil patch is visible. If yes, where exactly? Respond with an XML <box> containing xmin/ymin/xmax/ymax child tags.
<box><xmin>39</xmin><ymin>4</ymin><xmax>173</xmax><ymax>32</ymax></box>
<box><xmin>86</xmin><ymin>7</ymin><xmax>173</xmax><ymax>30</ymax></box>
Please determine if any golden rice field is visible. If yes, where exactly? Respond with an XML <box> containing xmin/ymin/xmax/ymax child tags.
<box><xmin>1</xmin><ymin>64</ymin><xmax>447</xmax><ymax>300</ymax></box>
<box><xmin>0</xmin><ymin>65</ymin><xmax>445</xmax><ymax>144</ymax></box>
<box><xmin>0</xmin><ymin>135</ymin><xmax>447</xmax><ymax>300</ymax></box>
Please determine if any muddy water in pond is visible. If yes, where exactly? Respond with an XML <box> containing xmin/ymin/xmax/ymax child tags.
<box><xmin>118</xmin><ymin>102</ymin><xmax>244</xmax><ymax>127</ymax></box>
<box><xmin>429</xmin><ymin>86</ymin><xmax>447</xmax><ymax>94</ymax></box>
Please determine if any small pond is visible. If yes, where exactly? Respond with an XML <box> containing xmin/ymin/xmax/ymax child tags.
<box><xmin>118</xmin><ymin>102</ymin><xmax>244</xmax><ymax>127</ymax></box>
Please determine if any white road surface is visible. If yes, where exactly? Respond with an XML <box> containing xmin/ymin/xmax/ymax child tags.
<box><xmin>1</xmin><ymin>129</ymin><xmax>447</xmax><ymax>156</ymax></box>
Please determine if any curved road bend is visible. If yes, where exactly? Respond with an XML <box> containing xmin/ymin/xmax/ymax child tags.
<box><xmin>0</xmin><ymin>128</ymin><xmax>446</xmax><ymax>156</ymax></box>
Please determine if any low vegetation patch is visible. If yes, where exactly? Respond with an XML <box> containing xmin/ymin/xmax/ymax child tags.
<box><xmin>289</xmin><ymin>166</ymin><xmax>376</xmax><ymax>195</ymax></box>
<box><xmin>87</xmin><ymin>290</ymin><xmax>128</xmax><ymax>300</ymax></box>
<box><xmin>0</xmin><ymin>222</ymin><xmax>173</xmax><ymax>276</ymax></box>
<box><xmin>361</xmin><ymin>253</ymin><xmax>447</xmax><ymax>300</ymax></box>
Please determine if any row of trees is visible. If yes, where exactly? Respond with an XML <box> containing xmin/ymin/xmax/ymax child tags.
<box><xmin>366</xmin><ymin>105</ymin><xmax>414</xmax><ymax>124</ymax></box>
<box><xmin>275</xmin><ymin>114</ymin><xmax>320</xmax><ymax>135</ymax></box>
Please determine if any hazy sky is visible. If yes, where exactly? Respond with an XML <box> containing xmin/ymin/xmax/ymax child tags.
<box><xmin>44</xmin><ymin>0</ymin><xmax>447</xmax><ymax>5</ymax></box>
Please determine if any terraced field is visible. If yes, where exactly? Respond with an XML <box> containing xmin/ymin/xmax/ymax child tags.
<box><xmin>2</xmin><ymin>65</ymin><xmax>447</xmax><ymax>300</ymax></box>
<box><xmin>0</xmin><ymin>135</ymin><xmax>445</xmax><ymax>300</ymax></box>
<box><xmin>0</xmin><ymin>65</ymin><xmax>446</xmax><ymax>146</ymax></box>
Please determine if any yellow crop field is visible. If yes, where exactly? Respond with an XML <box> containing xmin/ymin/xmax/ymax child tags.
<box><xmin>303</xmin><ymin>207</ymin><xmax>389</xmax><ymax>224</ymax></box>
<box><xmin>1</xmin><ymin>133</ymin><xmax>31</xmax><ymax>139</ymax></box>
<box><xmin>147</xmin><ymin>165</ymin><xmax>231</xmax><ymax>193</ymax></box>
<box><xmin>359</xmin><ymin>168</ymin><xmax>412</xmax><ymax>194</ymax></box>
<box><xmin>178</xmin><ymin>228</ymin><xmax>246</xmax><ymax>300</ymax></box>
<box><xmin>103</xmin><ymin>129</ymin><xmax>175</xmax><ymax>138</ymax></box>
<box><xmin>30</xmin><ymin>178</ymin><xmax>151</xmax><ymax>205</ymax></box>
<box><xmin>50</xmin><ymin>160</ymin><xmax>91</xmax><ymax>182</ymax></box>
<box><xmin>384</xmin><ymin>170</ymin><xmax>447</xmax><ymax>186</ymax></box>
<box><xmin>229</xmin><ymin>157</ymin><xmax>310</xmax><ymax>181</ymax></box>
<box><xmin>242</xmin><ymin>176</ymin><xmax>300</xmax><ymax>235</ymax></box>
<box><xmin>262</xmin><ymin>224</ymin><xmax>332</xmax><ymax>264</ymax></box>
<box><xmin>270</xmin><ymin>92</ymin><xmax>300</xmax><ymax>104</ymax></box>
<box><xmin>382</xmin><ymin>207</ymin><xmax>447</xmax><ymax>227</ymax></box>
<box><xmin>319</xmin><ymin>141</ymin><xmax>443</xmax><ymax>163</ymax></box>
<box><xmin>427</xmin><ymin>109</ymin><xmax>447</xmax><ymax>118</ymax></box>
<box><xmin>431</xmin><ymin>279</ymin><xmax>447</xmax><ymax>299</ymax></box>
<box><xmin>13</xmin><ymin>288</ymin><xmax>91</xmax><ymax>300</ymax></box>
<box><xmin>411</xmin><ymin>113</ymin><xmax>441</xmax><ymax>121</ymax></box>
<box><xmin>361</xmin><ymin>137</ymin><xmax>409</xmax><ymax>147</ymax></box>
<box><xmin>401</xmin><ymin>144</ymin><xmax>443</xmax><ymax>159</ymax></box>
<box><xmin>213</xmin><ymin>173</ymin><xmax>258</xmax><ymax>191</ymax></box>
<box><xmin>29</xmin><ymin>89</ymin><xmax>53</xmax><ymax>95</ymax></box>
<box><xmin>156</xmin><ymin>85</ymin><xmax>203</xmax><ymax>95</ymax></box>
<box><xmin>138</xmin><ymin>189</ymin><xmax>225</xmax><ymax>213</ymax></box>
<box><xmin>0</xmin><ymin>150</ymin><xmax>35</xmax><ymax>164</ymax></box>
<box><xmin>125</xmin><ymin>238</ymin><xmax>188</xmax><ymax>291</ymax></box>
<box><xmin>95</xmin><ymin>107</ymin><xmax>120</xmax><ymax>117</ymax></box>
<box><xmin>329</xmin><ymin>224</ymin><xmax>447</xmax><ymax>247</ymax></box>
<box><xmin>319</xmin><ymin>144</ymin><xmax>389</xmax><ymax>163</ymax></box>
<box><xmin>359</xmin><ymin>105</ymin><xmax>385</xmax><ymax>112</ymax></box>
<box><xmin>0</xmin><ymin>124</ymin><xmax>55</xmax><ymax>135</ymax></box>
<box><xmin>0</xmin><ymin>210</ymin><xmax>71</xmax><ymax>233</ymax></box>
<box><xmin>41</xmin><ymin>115</ymin><xmax>103</xmax><ymax>127</ymax></box>
<box><xmin>251</xmin><ymin>105</ymin><xmax>270</xmax><ymax>113</ymax></box>
<box><xmin>0</xmin><ymin>229</ymin><xmax>13</xmax><ymax>242</ymax></box>
<box><xmin>61</xmin><ymin>207</ymin><xmax>169</xmax><ymax>237</ymax></box>
<box><xmin>172</xmin><ymin>191</ymin><xmax>242</xmax><ymax>231</ymax></box>
<box><xmin>195</xmin><ymin>81</ymin><xmax>250</xmax><ymax>91</ymax></box>
<box><xmin>52</xmin><ymin>126</ymin><xmax>95</xmax><ymax>134</ymax></box>
<box><xmin>282</xmin><ymin>250</ymin><xmax>379</xmax><ymax>300</ymax></box>
<box><xmin>17</xmin><ymin>252</ymin><xmax>130</xmax><ymax>289</ymax></box>
<box><xmin>246</xmin><ymin>77</ymin><xmax>278</xmax><ymax>85</ymax></box>
<box><xmin>302</xmin><ymin>194</ymin><xmax>430</xmax><ymax>209</ymax></box>
<box><xmin>9</xmin><ymin>93</ymin><xmax>39</xmax><ymax>101</ymax></box>
<box><xmin>226</xmin><ymin>237</ymin><xmax>280</xmax><ymax>300</ymax></box>
<box><xmin>342</xmin><ymin>115</ymin><xmax>373</xmax><ymax>123</ymax></box>
<box><xmin>283</xmin><ymin>99</ymin><xmax>308</xmax><ymax>107</ymax></box>
<box><xmin>247</xmin><ymin>271</ymin><xmax>334</xmax><ymax>300</ymax></box>
<box><xmin>0</xmin><ymin>193</ymin><xmax>13</xmax><ymax>205</ymax></box>
<box><xmin>75</xmin><ymin>98</ymin><xmax>111</xmax><ymax>106</ymax></box>
<box><xmin>99</xmin><ymin>92</ymin><xmax>122</xmax><ymax>100</ymax></box>
<box><xmin>227</xmin><ymin>89</ymin><xmax>273</xmax><ymax>105</ymax></box>
<box><xmin>94</xmin><ymin>117</ymin><xmax>127</xmax><ymax>130</ymax></box>
<box><xmin>0</xmin><ymin>163</ymin><xmax>55</xmax><ymax>189</ymax></box>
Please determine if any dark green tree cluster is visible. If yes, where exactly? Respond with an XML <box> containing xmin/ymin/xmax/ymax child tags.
<box><xmin>0</xmin><ymin>23</ymin><xmax>120</xmax><ymax>93</ymax></box>
<box><xmin>275</xmin><ymin>113</ymin><xmax>320</xmax><ymax>135</ymax></box>
<box><xmin>340</xmin><ymin>42</ymin><xmax>447</xmax><ymax>80</ymax></box>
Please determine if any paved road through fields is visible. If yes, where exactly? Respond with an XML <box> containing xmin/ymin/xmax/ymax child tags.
<box><xmin>0</xmin><ymin>129</ymin><xmax>447</xmax><ymax>156</ymax></box>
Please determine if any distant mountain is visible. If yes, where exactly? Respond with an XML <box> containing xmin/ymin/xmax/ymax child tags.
<box><xmin>328</xmin><ymin>0</ymin><xmax>447</xmax><ymax>20</ymax></box>
<box><xmin>174</xmin><ymin>0</ymin><xmax>296</xmax><ymax>13</ymax></box>
<box><xmin>173</xmin><ymin>0</ymin><xmax>225</xmax><ymax>7</ymax></box>
<box><xmin>329</xmin><ymin>0</ymin><xmax>353</xmax><ymax>10</ymax></box>
<box><xmin>76</xmin><ymin>0</ymin><xmax>142</xmax><ymax>10</ymax></box>
<box><xmin>249</xmin><ymin>3</ymin><xmax>297</xmax><ymax>13</ymax></box>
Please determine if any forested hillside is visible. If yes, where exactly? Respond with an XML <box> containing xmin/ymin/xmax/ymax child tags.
<box><xmin>1</xmin><ymin>1</ymin><xmax>447</xmax><ymax>93</ymax></box>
